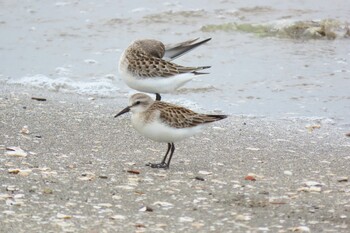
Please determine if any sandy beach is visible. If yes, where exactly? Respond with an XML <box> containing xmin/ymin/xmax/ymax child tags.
<box><xmin>1</xmin><ymin>84</ymin><xmax>349</xmax><ymax>232</ymax></box>
<box><xmin>1</xmin><ymin>0</ymin><xmax>350</xmax><ymax>232</ymax></box>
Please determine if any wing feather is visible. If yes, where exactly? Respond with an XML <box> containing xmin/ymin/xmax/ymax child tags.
<box><xmin>127</xmin><ymin>51</ymin><xmax>208</xmax><ymax>78</ymax></box>
<box><xmin>149</xmin><ymin>102</ymin><xmax>226</xmax><ymax>128</ymax></box>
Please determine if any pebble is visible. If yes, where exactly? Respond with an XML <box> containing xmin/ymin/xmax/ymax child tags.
<box><xmin>195</xmin><ymin>176</ymin><xmax>205</xmax><ymax>181</ymax></box>
<box><xmin>245</xmin><ymin>147</ymin><xmax>260</xmax><ymax>151</ymax></box>
<box><xmin>178</xmin><ymin>216</ymin><xmax>194</xmax><ymax>222</ymax></box>
<box><xmin>31</xmin><ymin>97</ymin><xmax>47</xmax><ymax>101</ymax></box>
<box><xmin>236</xmin><ymin>214</ymin><xmax>251</xmax><ymax>221</ymax></box>
<box><xmin>198</xmin><ymin>171</ymin><xmax>212</xmax><ymax>175</ymax></box>
<box><xmin>284</xmin><ymin>170</ymin><xmax>293</xmax><ymax>176</ymax></box>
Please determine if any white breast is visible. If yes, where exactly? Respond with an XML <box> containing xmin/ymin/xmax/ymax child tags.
<box><xmin>131</xmin><ymin>113</ymin><xmax>204</xmax><ymax>143</ymax></box>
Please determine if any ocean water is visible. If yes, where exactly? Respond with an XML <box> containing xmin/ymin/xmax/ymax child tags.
<box><xmin>0</xmin><ymin>0</ymin><xmax>349</xmax><ymax>125</ymax></box>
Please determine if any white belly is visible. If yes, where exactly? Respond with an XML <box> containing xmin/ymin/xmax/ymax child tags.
<box><xmin>118</xmin><ymin>52</ymin><xmax>198</xmax><ymax>93</ymax></box>
<box><xmin>120</xmin><ymin>71</ymin><xmax>195</xmax><ymax>94</ymax></box>
<box><xmin>131</xmin><ymin>114</ymin><xmax>204</xmax><ymax>143</ymax></box>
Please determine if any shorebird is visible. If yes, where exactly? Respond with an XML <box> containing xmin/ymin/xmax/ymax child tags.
<box><xmin>115</xmin><ymin>93</ymin><xmax>227</xmax><ymax>169</ymax></box>
<box><xmin>118</xmin><ymin>38</ymin><xmax>211</xmax><ymax>101</ymax></box>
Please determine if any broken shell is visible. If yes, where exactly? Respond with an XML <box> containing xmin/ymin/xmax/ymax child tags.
<box><xmin>8</xmin><ymin>169</ymin><xmax>20</xmax><ymax>174</ymax></box>
<box><xmin>303</xmin><ymin>181</ymin><xmax>324</xmax><ymax>187</ymax></box>
<box><xmin>126</xmin><ymin>170</ymin><xmax>140</xmax><ymax>175</ymax></box>
<box><xmin>245</xmin><ymin>147</ymin><xmax>260</xmax><ymax>151</ymax></box>
<box><xmin>198</xmin><ymin>171</ymin><xmax>212</xmax><ymax>175</ymax></box>
<box><xmin>244</xmin><ymin>175</ymin><xmax>256</xmax><ymax>181</ymax></box>
<box><xmin>305</xmin><ymin>124</ymin><xmax>321</xmax><ymax>132</ymax></box>
<box><xmin>178</xmin><ymin>216</ymin><xmax>194</xmax><ymax>222</ymax></box>
<box><xmin>110</xmin><ymin>215</ymin><xmax>126</xmax><ymax>220</ymax></box>
<box><xmin>5</xmin><ymin>147</ymin><xmax>28</xmax><ymax>157</ymax></box>
<box><xmin>139</xmin><ymin>206</ymin><xmax>153</xmax><ymax>212</ymax></box>
<box><xmin>56</xmin><ymin>213</ymin><xmax>72</xmax><ymax>219</ymax></box>
<box><xmin>6</xmin><ymin>185</ymin><xmax>19</xmax><ymax>192</ymax></box>
<box><xmin>153</xmin><ymin>201</ymin><xmax>174</xmax><ymax>208</ymax></box>
<box><xmin>8</xmin><ymin>168</ymin><xmax>32</xmax><ymax>176</ymax></box>
<box><xmin>236</xmin><ymin>214</ymin><xmax>251</xmax><ymax>221</ymax></box>
<box><xmin>20</xmin><ymin>126</ymin><xmax>30</xmax><ymax>134</ymax></box>
<box><xmin>289</xmin><ymin>226</ymin><xmax>310</xmax><ymax>232</ymax></box>
<box><xmin>337</xmin><ymin>177</ymin><xmax>348</xmax><ymax>182</ymax></box>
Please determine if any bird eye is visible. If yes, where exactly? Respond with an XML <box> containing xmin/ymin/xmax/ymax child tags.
<box><xmin>135</xmin><ymin>101</ymin><xmax>141</xmax><ymax>105</ymax></box>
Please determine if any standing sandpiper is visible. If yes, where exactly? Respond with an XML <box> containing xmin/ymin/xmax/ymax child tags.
<box><xmin>118</xmin><ymin>38</ymin><xmax>211</xmax><ymax>101</ymax></box>
<box><xmin>115</xmin><ymin>93</ymin><xmax>227</xmax><ymax>169</ymax></box>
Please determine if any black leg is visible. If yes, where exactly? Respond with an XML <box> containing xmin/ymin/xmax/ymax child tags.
<box><xmin>161</xmin><ymin>143</ymin><xmax>172</xmax><ymax>164</ymax></box>
<box><xmin>155</xmin><ymin>93</ymin><xmax>161</xmax><ymax>101</ymax></box>
<box><xmin>166</xmin><ymin>143</ymin><xmax>175</xmax><ymax>168</ymax></box>
<box><xmin>146</xmin><ymin>143</ymin><xmax>171</xmax><ymax>169</ymax></box>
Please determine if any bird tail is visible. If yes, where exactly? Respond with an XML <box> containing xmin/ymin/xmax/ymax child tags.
<box><xmin>192</xmin><ymin>66</ymin><xmax>211</xmax><ymax>75</ymax></box>
<box><xmin>206</xmin><ymin>114</ymin><xmax>228</xmax><ymax>121</ymax></box>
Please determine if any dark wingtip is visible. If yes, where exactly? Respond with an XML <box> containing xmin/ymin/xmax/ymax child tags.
<box><xmin>202</xmin><ymin>38</ymin><xmax>212</xmax><ymax>43</ymax></box>
<box><xmin>217</xmin><ymin>115</ymin><xmax>228</xmax><ymax>120</ymax></box>
<box><xmin>192</xmin><ymin>66</ymin><xmax>211</xmax><ymax>75</ymax></box>
<box><xmin>208</xmin><ymin>114</ymin><xmax>228</xmax><ymax>120</ymax></box>
<box><xmin>201</xmin><ymin>65</ymin><xmax>211</xmax><ymax>70</ymax></box>
<box><xmin>193</xmin><ymin>71</ymin><xmax>210</xmax><ymax>75</ymax></box>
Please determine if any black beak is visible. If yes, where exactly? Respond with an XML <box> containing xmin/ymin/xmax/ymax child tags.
<box><xmin>114</xmin><ymin>106</ymin><xmax>130</xmax><ymax>118</ymax></box>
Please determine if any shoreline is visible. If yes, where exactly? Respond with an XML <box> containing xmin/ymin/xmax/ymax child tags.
<box><xmin>1</xmin><ymin>84</ymin><xmax>350</xmax><ymax>232</ymax></box>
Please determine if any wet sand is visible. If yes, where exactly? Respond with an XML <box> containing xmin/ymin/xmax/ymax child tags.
<box><xmin>1</xmin><ymin>84</ymin><xmax>350</xmax><ymax>232</ymax></box>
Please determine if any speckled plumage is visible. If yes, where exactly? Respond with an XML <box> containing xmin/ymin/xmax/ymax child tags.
<box><xmin>118</xmin><ymin>38</ymin><xmax>211</xmax><ymax>96</ymax></box>
<box><xmin>148</xmin><ymin>101</ymin><xmax>226</xmax><ymax>128</ymax></box>
<box><xmin>114</xmin><ymin>93</ymin><xmax>227</xmax><ymax>169</ymax></box>
<box><xmin>122</xmin><ymin>40</ymin><xmax>208</xmax><ymax>78</ymax></box>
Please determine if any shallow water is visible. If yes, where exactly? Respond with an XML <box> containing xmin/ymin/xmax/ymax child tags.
<box><xmin>0</xmin><ymin>0</ymin><xmax>349</xmax><ymax>125</ymax></box>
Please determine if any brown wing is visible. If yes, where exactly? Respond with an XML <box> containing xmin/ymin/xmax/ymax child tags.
<box><xmin>127</xmin><ymin>51</ymin><xmax>206</xmax><ymax>78</ymax></box>
<box><xmin>151</xmin><ymin>102</ymin><xmax>227</xmax><ymax>128</ymax></box>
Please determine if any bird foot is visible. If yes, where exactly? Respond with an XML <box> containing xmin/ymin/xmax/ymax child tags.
<box><xmin>146</xmin><ymin>162</ymin><xmax>169</xmax><ymax>169</ymax></box>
